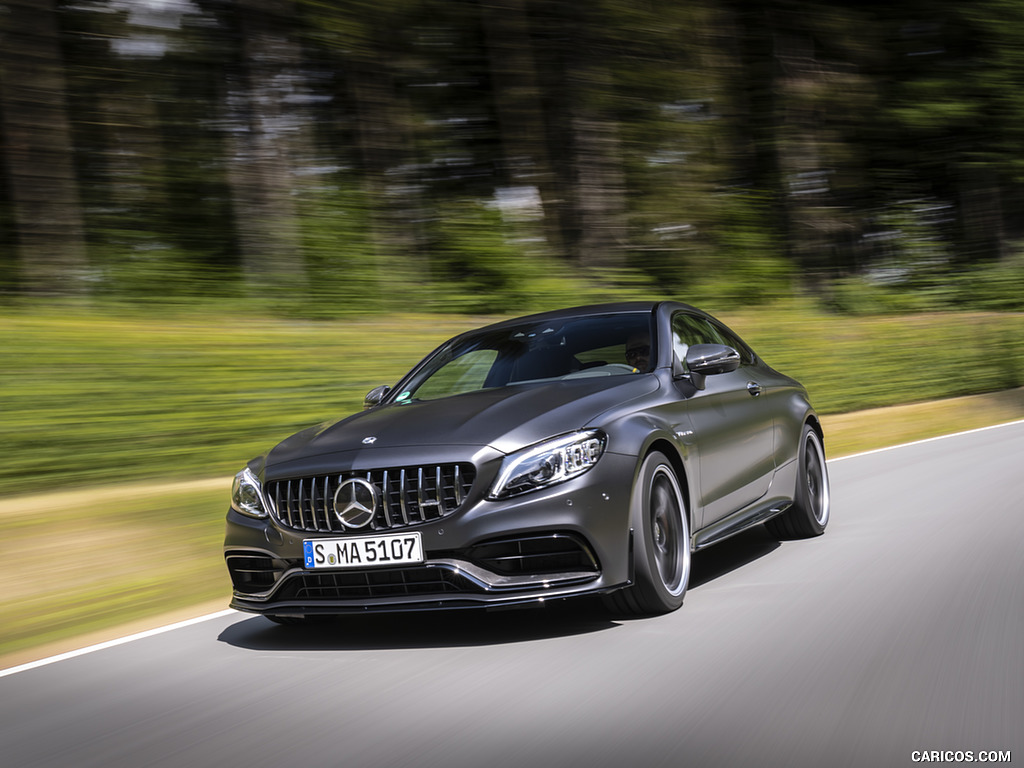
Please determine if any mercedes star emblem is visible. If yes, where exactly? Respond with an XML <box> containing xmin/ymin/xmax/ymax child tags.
<box><xmin>333</xmin><ymin>477</ymin><xmax>379</xmax><ymax>528</ymax></box>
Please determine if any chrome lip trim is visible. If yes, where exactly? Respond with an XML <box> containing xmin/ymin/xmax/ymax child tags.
<box><xmin>231</xmin><ymin>558</ymin><xmax>600</xmax><ymax>602</ymax></box>
<box><xmin>427</xmin><ymin>559</ymin><xmax>599</xmax><ymax>592</ymax></box>
<box><xmin>231</xmin><ymin>579</ymin><xmax>630</xmax><ymax>615</ymax></box>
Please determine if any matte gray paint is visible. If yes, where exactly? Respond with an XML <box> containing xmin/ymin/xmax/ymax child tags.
<box><xmin>225</xmin><ymin>301</ymin><xmax>819</xmax><ymax>615</ymax></box>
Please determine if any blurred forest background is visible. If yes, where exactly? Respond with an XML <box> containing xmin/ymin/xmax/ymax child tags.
<box><xmin>3</xmin><ymin>0</ymin><xmax>1024</xmax><ymax>315</ymax></box>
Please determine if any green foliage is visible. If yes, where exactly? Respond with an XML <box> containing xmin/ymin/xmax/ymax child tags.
<box><xmin>0</xmin><ymin>309</ymin><xmax>474</xmax><ymax>497</ymax></box>
<box><xmin>829</xmin><ymin>252</ymin><xmax>1024</xmax><ymax>316</ymax></box>
<box><xmin>422</xmin><ymin>199</ymin><xmax>650</xmax><ymax>314</ymax></box>
<box><xmin>958</xmin><ymin>251</ymin><xmax>1024</xmax><ymax>312</ymax></box>
<box><xmin>299</xmin><ymin>184</ymin><xmax>382</xmax><ymax>316</ymax></box>
<box><xmin>728</xmin><ymin>306</ymin><xmax>1024</xmax><ymax>415</ymax></box>
<box><xmin>94</xmin><ymin>241</ymin><xmax>238</xmax><ymax>303</ymax></box>
<box><xmin>828</xmin><ymin>277</ymin><xmax>933</xmax><ymax>316</ymax></box>
<box><xmin>690</xmin><ymin>193</ymin><xmax>793</xmax><ymax>307</ymax></box>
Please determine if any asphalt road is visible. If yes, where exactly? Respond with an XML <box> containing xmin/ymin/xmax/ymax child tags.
<box><xmin>2</xmin><ymin>423</ymin><xmax>1022</xmax><ymax>768</ymax></box>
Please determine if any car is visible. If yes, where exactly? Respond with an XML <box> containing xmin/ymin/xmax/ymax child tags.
<box><xmin>223</xmin><ymin>300</ymin><xmax>830</xmax><ymax>621</ymax></box>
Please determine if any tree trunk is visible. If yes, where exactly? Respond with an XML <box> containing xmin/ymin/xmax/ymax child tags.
<box><xmin>226</xmin><ymin>0</ymin><xmax>308</xmax><ymax>294</ymax></box>
<box><xmin>0</xmin><ymin>0</ymin><xmax>87</xmax><ymax>294</ymax></box>
<box><xmin>345</xmin><ymin>50</ymin><xmax>428</xmax><ymax>307</ymax></box>
<box><xmin>479</xmin><ymin>0</ymin><xmax>561</xmax><ymax>254</ymax></box>
<box><xmin>569</xmin><ymin>112</ymin><xmax>627</xmax><ymax>269</ymax></box>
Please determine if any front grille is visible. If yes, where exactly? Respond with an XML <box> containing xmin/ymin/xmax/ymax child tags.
<box><xmin>465</xmin><ymin>534</ymin><xmax>599</xmax><ymax>576</ymax></box>
<box><xmin>267</xmin><ymin>463</ymin><xmax>476</xmax><ymax>534</ymax></box>
<box><xmin>278</xmin><ymin>567</ymin><xmax>478</xmax><ymax>600</ymax></box>
<box><xmin>225</xmin><ymin>552</ymin><xmax>283</xmax><ymax>594</ymax></box>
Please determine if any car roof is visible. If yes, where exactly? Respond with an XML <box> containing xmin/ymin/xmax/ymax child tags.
<box><xmin>465</xmin><ymin>301</ymin><xmax>698</xmax><ymax>336</ymax></box>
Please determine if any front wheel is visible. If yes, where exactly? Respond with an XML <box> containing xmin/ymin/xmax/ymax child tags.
<box><xmin>766</xmin><ymin>424</ymin><xmax>830</xmax><ymax>539</ymax></box>
<box><xmin>606</xmin><ymin>451</ymin><xmax>691</xmax><ymax>616</ymax></box>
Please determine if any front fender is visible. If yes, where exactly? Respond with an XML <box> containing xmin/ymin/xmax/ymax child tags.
<box><xmin>593</xmin><ymin>407</ymin><xmax>700</xmax><ymax>530</ymax></box>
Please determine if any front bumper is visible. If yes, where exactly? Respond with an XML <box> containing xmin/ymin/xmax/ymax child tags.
<box><xmin>223</xmin><ymin>451</ymin><xmax>638</xmax><ymax>615</ymax></box>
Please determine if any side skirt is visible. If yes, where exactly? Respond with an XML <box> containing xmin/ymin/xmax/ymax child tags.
<box><xmin>692</xmin><ymin>497</ymin><xmax>793</xmax><ymax>550</ymax></box>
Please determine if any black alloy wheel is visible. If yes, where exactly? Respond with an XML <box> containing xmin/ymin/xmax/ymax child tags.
<box><xmin>607</xmin><ymin>451</ymin><xmax>691</xmax><ymax>616</ymax></box>
<box><xmin>766</xmin><ymin>424</ymin><xmax>830</xmax><ymax>539</ymax></box>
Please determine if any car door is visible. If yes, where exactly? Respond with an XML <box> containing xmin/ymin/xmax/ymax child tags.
<box><xmin>665</xmin><ymin>312</ymin><xmax>776</xmax><ymax>527</ymax></box>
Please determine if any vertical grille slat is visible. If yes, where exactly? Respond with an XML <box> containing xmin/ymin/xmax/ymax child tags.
<box><xmin>453</xmin><ymin>464</ymin><xmax>463</xmax><ymax>506</ymax></box>
<box><xmin>267</xmin><ymin>463</ymin><xmax>475</xmax><ymax>534</ymax></box>
<box><xmin>310</xmin><ymin>476</ymin><xmax>321</xmax><ymax>531</ymax></box>
<box><xmin>416</xmin><ymin>467</ymin><xmax>425</xmax><ymax>523</ymax></box>
<box><xmin>324</xmin><ymin>475</ymin><xmax>336</xmax><ymax>532</ymax></box>
<box><xmin>433</xmin><ymin>466</ymin><xmax>443</xmax><ymax>521</ymax></box>
<box><xmin>399</xmin><ymin>468</ymin><xmax>410</xmax><ymax>525</ymax></box>
<box><xmin>381</xmin><ymin>469</ymin><xmax>393</xmax><ymax>528</ymax></box>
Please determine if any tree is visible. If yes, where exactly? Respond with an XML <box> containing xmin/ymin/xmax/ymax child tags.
<box><xmin>0</xmin><ymin>0</ymin><xmax>87</xmax><ymax>294</ymax></box>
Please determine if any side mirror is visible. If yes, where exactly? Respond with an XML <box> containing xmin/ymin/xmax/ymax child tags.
<box><xmin>686</xmin><ymin>344</ymin><xmax>741</xmax><ymax>375</ymax></box>
<box><xmin>678</xmin><ymin>344</ymin><xmax>740</xmax><ymax>390</ymax></box>
<box><xmin>363</xmin><ymin>385</ymin><xmax>391</xmax><ymax>410</ymax></box>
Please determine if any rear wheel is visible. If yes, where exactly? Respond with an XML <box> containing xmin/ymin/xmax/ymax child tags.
<box><xmin>766</xmin><ymin>424</ymin><xmax>830</xmax><ymax>539</ymax></box>
<box><xmin>607</xmin><ymin>451</ymin><xmax>691</xmax><ymax>616</ymax></box>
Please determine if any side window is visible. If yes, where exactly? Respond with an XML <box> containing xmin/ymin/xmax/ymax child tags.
<box><xmin>671</xmin><ymin>313</ymin><xmax>752</xmax><ymax>370</ymax></box>
<box><xmin>671</xmin><ymin>313</ymin><xmax>716</xmax><ymax>371</ymax></box>
<box><xmin>708</xmin><ymin>321</ymin><xmax>755</xmax><ymax>366</ymax></box>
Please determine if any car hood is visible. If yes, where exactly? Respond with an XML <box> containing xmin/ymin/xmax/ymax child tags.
<box><xmin>264</xmin><ymin>375</ymin><xmax>659</xmax><ymax>470</ymax></box>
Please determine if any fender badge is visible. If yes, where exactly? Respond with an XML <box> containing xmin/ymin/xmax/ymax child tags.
<box><xmin>362</xmin><ymin>436</ymin><xmax>377</xmax><ymax>445</ymax></box>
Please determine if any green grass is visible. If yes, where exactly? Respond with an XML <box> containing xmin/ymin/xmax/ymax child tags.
<box><xmin>731</xmin><ymin>305</ymin><xmax>1024</xmax><ymax>414</ymax></box>
<box><xmin>0</xmin><ymin>482</ymin><xmax>229</xmax><ymax>658</ymax></box>
<box><xmin>0</xmin><ymin>309</ymin><xmax>488</xmax><ymax>496</ymax></box>
<box><xmin>2</xmin><ymin>302</ymin><xmax>1021</xmax><ymax>498</ymax></box>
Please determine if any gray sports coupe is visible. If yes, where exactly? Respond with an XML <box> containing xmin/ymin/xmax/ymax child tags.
<box><xmin>224</xmin><ymin>301</ymin><xmax>830</xmax><ymax>621</ymax></box>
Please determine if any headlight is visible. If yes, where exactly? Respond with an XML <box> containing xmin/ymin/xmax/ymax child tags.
<box><xmin>488</xmin><ymin>430</ymin><xmax>606</xmax><ymax>500</ymax></box>
<box><xmin>231</xmin><ymin>467</ymin><xmax>268</xmax><ymax>518</ymax></box>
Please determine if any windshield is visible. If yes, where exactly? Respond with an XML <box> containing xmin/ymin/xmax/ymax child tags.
<box><xmin>396</xmin><ymin>312</ymin><xmax>654</xmax><ymax>402</ymax></box>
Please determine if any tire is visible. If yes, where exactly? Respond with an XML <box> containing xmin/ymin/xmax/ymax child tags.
<box><xmin>766</xmin><ymin>423</ymin><xmax>830</xmax><ymax>540</ymax></box>
<box><xmin>606</xmin><ymin>451</ymin><xmax>691</xmax><ymax>616</ymax></box>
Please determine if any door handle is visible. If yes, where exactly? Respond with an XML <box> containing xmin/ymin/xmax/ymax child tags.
<box><xmin>747</xmin><ymin>381</ymin><xmax>763</xmax><ymax>397</ymax></box>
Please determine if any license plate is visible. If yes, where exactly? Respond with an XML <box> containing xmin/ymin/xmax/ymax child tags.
<box><xmin>303</xmin><ymin>532</ymin><xmax>424</xmax><ymax>570</ymax></box>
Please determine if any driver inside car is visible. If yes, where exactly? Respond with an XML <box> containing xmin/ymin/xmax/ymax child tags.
<box><xmin>625</xmin><ymin>333</ymin><xmax>651</xmax><ymax>372</ymax></box>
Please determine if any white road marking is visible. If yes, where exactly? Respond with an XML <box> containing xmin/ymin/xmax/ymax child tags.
<box><xmin>827</xmin><ymin>418</ymin><xmax>1024</xmax><ymax>464</ymax></box>
<box><xmin>0</xmin><ymin>609</ymin><xmax>237</xmax><ymax>679</ymax></box>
